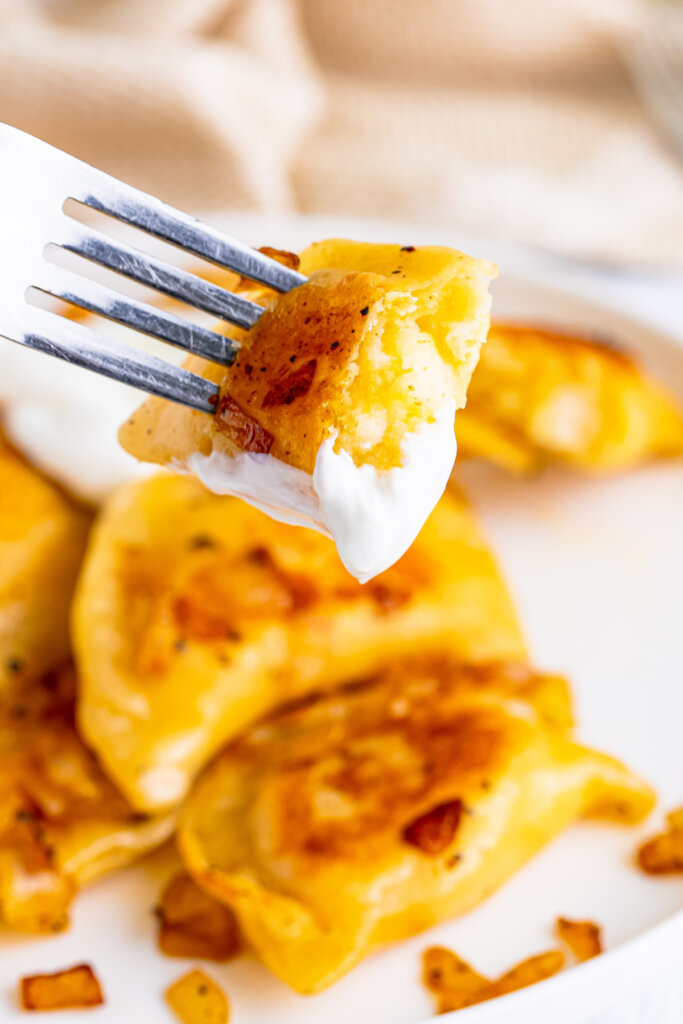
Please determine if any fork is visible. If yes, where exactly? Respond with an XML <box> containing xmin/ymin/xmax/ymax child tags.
<box><xmin>0</xmin><ymin>124</ymin><xmax>307</xmax><ymax>413</ymax></box>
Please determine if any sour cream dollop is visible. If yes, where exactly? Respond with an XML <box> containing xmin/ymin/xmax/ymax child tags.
<box><xmin>1</xmin><ymin>342</ymin><xmax>457</xmax><ymax>581</ymax></box>
<box><xmin>181</xmin><ymin>401</ymin><xmax>457</xmax><ymax>582</ymax></box>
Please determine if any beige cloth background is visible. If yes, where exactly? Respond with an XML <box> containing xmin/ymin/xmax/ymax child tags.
<box><xmin>1</xmin><ymin>0</ymin><xmax>682</xmax><ymax>266</ymax></box>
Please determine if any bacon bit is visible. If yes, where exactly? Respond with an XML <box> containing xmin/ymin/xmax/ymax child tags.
<box><xmin>246</xmin><ymin>545</ymin><xmax>270</xmax><ymax>566</ymax></box>
<box><xmin>165</xmin><ymin>969</ymin><xmax>229</xmax><ymax>1024</ymax></box>
<box><xmin>637</xmin><ymin>805</ymin><xmax>683</xmax><ymax>874</ymax></box>
<box><xmin>188</xmin><ymin>534</ymin><xmax>216</xmax><ymax>551</ymax></box>
<box><xmin>243</xmin><ymin>546</ymin><xmax>317</xmax><ymax>611</ymax></box>
<box><xmin>20</xmin><ymin>964</ymin><xmax>104</xmax><ymax>1011</ymax></box>
<box><xmin>403</xmin><ymin>799</ymin><xmax>463</xmax><ymax>855</ymax></box>
<box><xmin>215</xmin><ymin>394</ymin><xmax>273</xmax><ymax>453</ymax></box>
<box><xmin>156</xmin><ymin>871</ymin><xmax>241</xmax><ymax>963</ymax></box>
<box><xmin>485</xmin><ymin>951</ymin><xmax>565</xmax><ymax>1000</ymax></box>
<box><xmin>422</xmin><ymin>947</ymin><xmax>489</xmax><ymax>1013</ymax></box>
<box><xmin>422</xmin><ymin>945</ymin><xmax>565</xmax><ymax>1014</ymax></box>
<box><xmin>258</xmin><ymin>247</ymin><xmax>300</xmax><ymax>271</ymax></box>
<box><xmin>556</xmin><ymin>917</ymin><xmax>603</xmax><ymax>961</ymax></box>
<box><xmin>368</xmin><ymin>581</ymin><xmax>413</xmax><ymax>614</ymax></box>
<box><xmin>282</xmin><ymin>575</ymin><xmax>317</xmax><ymax>612</ymax></box>
<box><xmin>262</xmin><ymin>358</ymin><xmax>317</xmax><ymax>409</ymax></box>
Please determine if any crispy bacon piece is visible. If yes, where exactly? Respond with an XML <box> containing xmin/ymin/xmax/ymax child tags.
<box><xmin>367</xmin><ymin>580</ymin><xmax>414</xmax><ymax>614</ymax></box>
<box><xmin>403</xmin><ymin>799</ymin><xmax>463</xmax><ymax>856</ymax></box>
<box><xmin>20</xmin><ymin>964</ymin><xmax>104</xmax><ymax>1011</ymax></box>
<box><xmin>215</xmin><ymin>394</ymin><xmax>273</xmax><ymax>453</ymax></box>
<box><xmin>637</xmin><ymin>806</ymin><xmax>683</xmax><ymax>874</ymax></box>
<box><xmin>258</xmin><ymin>247</ymin><xmax>300</xmax><ymax>271</ymax></box>
<box><xmin>422</xmin><ymin>945</ymin><xmax>565</xmax><ymax>1014</ymax></box>
<box><xmin>156</xmin><ymin>871</ymin><xmax>241</xmax><ymax>962</ymax></box>
<box><xmin>556</xmin><ymin>916</ymin><xmax>603</xmax><ymax>961</ymax></box>
<box><xmin>262</xmin><ymin>358</ymin><xmax>317</xmax><ymax>409</ymax></box>
<box><xmin>486</xmin><ymin>951</ymin><xmax>565</xmax><ymax>999</ymax></box>
<box><xmin>165</xmin><ymin>969</ymin><xmax>229</xmax><ymax>1024</ymax></box>
<box><xmin>422</xmin><ymin>947</ymin><xmax>489</xmax><ymax>1013</ymax></box>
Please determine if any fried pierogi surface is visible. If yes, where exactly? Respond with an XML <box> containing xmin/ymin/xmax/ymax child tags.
<box><xmin>0</xmin><ymin>439</ymin><xmax>90</xmax><ymax>688</ymax></box>
<box><xmin>458</xmin><ymin>323</ymin><xmax>683</xmax><ymax>473</ymax></box>
<box><xmin>73</xmin><ymin>475</ymin><xmax>525</xmax><ymax>812</ymax></box>
<box><xmin>120</xmin><ymin>240</ymin><xmax>495</xmax><ymax>474</ymax></box>
<box><xmin>179</xmin><ymin>656</ymin><xmax>654</xmax><ymax>992</ymax></box>
<box><xmin>0</xmin><ymin>664</ymin><xmax>173</xmax><ymax>933</ymax></box>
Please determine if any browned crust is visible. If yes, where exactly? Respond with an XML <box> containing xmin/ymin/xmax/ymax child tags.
<box><xmin>20</xmin><ymin>964</ymin><xmax>104</xmax><ymax>1010</ymax></box>
<box><xmin>217</xmin><ymin>272</ymin><xmax>379</xmax><ymax>471</ymax></box>
<box><xmin>211</xmin><ymin>658</ymin><xmax>558</xmax><ymax>863</ymax></box>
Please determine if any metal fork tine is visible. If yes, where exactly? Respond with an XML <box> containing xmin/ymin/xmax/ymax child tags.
<box><xmin>77</xmin><ymin>176</ymin><xmax>307</xmax><ymax>293</ymax></box>
<box><xmin>32</xmin><ymin>264</ymin><xmax>238</xmax><ymax>366</ymax></box>
<box><xmin>1</xmin><ymin>309</ymin><xmax>220</xmax><ymax>413</ymax></box>
<box><xmin>53</xmin><ymin>219</ymin><xmax>265</xmax><ymax>329</ymax></box>
<box><xmin>0</xmin><ymin>124</ymin><xmax>306</xmax><ymax>414</ymax></box>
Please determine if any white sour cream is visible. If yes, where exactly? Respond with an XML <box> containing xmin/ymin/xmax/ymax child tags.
<box><xmin>180</xmin><ymin>401</ymin><xmax>457</xmax><ymax>583</ymax></box>
<box><xmin>0</xmin><ymin>342</ymin><xmax>456</xmax><ymax>581</ymax></box>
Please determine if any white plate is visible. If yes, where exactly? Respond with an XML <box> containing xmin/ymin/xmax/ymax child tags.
<box><xmin>1</xmin><ymin>215</ymin><xmax>682</xmax><ymax>1023</ymax></box>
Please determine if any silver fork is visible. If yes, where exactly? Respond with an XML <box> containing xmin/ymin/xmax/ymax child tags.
<box><xmin>0</xmin><ymin>124</ymin><xmax>307</xmax><ymax>414</ymax></box>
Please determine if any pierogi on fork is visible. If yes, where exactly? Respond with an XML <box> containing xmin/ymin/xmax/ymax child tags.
<box><xmin>120</xmin><ymin>240</ymin><xmax>495</xmax><ymax>581</ymax></box>
<box><xmin>178</xmin><ymin>656</ymin><xmax>654</xmax><ymax>993</ymax></box>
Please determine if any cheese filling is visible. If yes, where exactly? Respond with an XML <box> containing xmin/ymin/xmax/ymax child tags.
<box><xmin>180</xmin><ymin>401</ymin><xmax>457</xmax><ymax>583</ymax></box>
